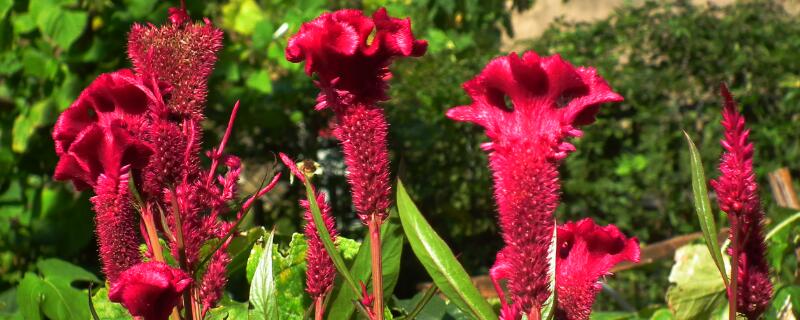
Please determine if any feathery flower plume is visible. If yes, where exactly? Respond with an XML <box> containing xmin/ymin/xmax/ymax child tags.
<box><xmin>53</xmin><ymin>7</ymin><xmax>282</xmax><ymax>318</ymax></box>
<box><xmin>710</xmin><ymin>84</ymin><xmax>772</xmax><ymax>320</ymax></box>
<box><xmin>286</xmin><ymin>7</ymin><xmax>426</xmax><ymax>223</ymax></box>
<box><xmin>447</xmin><ymin>51</ymin><xmax>623</xmax><ymax>317</ymax></box>
<box><xmin>109</xmin><ymin>261</ymin><xmax>192</xmax><ymax>320</ymax></box>
<box><xmin>279</xmin><ymin>153</ymin><xmax>338</xmax><ymax>299</ymax></box>
<box><xmin>555</xmin><ymin>219</ymin><xmax>640</xmax><ymax>320</ymax></box>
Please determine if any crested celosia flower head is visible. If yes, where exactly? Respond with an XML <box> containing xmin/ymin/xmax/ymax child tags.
<box><xmin>555</xmin><ymin>219</ymin><xmax>640</xmax><ymax>320</ymax></box>
<box><xmin>450</xmin><ymin>51</ymin><xmax>622</xmax><ymax>316</ymax></box>
<box><xmin>52</xmin><ymin>69</ymin><xmax>156</xmax><ymax>190</ymax></box>
<box><xmin>109</xmin><ymin>261</ymin><xmax>191</xmax><ymax>320</ymax></box>
<box><xmin>286</xmin><ymin>8</ymin><xmax>426</xmax><ymax>224</ymax></box>
<box><xmin>286</xmin><ymin>8</ymin><xmax>427</xmax><ymax>109</ymax></box>
<box><xmin>128</xmin><ymin>7</ymin><xmax>223</xmax><ymax>120</ymax></box>
<box><xmin>279</xmin><ymin>153</ymin><xmax>338</xmax><ymax>298</ymax></box>
<box><xmin>710</xmin><ymin>84</ymin><xmax>771</xmax><ymax>319</ymax></box>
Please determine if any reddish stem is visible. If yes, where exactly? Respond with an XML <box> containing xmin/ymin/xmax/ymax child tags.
<box><xmin>314</xmin><ymin>296</ymin><xmax>325</xmax><ymax>320</ymax></box>
<box><xmin>529</xmin><ymin>306</ymin><xmax>541</xmax><ymax>320</ymax></box>
<box><xmin>729</xmin><ymin>215</ymin><xmax>739</xmax><ymax>320</ymax></box>
<box><xmin>206</xmin><ymin>101</ymin><xmax>240</xmax><ymax>187</ymax></box>
<box><xmin>368</xmin><ymin>216</ymin><xmax>384</xmax><ymax>320</ymax></box>
<box><xmin>170</xmin><ymin>191</ymin><xmax>194</xmax><ymax>320</ymax></box>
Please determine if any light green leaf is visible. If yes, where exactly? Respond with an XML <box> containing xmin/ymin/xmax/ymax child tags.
<box><xmin>246</xmin><ymin>70</ymin><xmax>272</xmax><ymax>94</ymax></box>
<box><xmin>0</xmin><ymin>0</ymin><xmax>12</xmax><ymax>19</ymax></box>
<box><xmin>13</xmin><ymin>13</ymin><xmax>38</xmax><ymax>34</ymax></box>
<box><xmin>684</xmin><ymin>132</ymin><xmax>729</xmax><ymax>288</ymax></box>
<box><xmin>37</xmin><ymin>9</ymin><xmax>87</xmax><ymax>50</ymax></box>
<box><xmin>649</xmin><ymin>309</ymin><xmax>674</xmax><ymax>320</ymax></box>
<box><xmin>249</xmin><ymin>229</ymin><xmax>279</xmax><ymax>320</ymax></box>
<box><xmin>88</xmin><ymin>287</ymin><xmax>129</xmax><ymax>319</ymax></box>
<box><xmin>666</xmin><ymin>244</ymin><xmax>728</xmax><ymax>320</ymax></box>
<box><xmin>17</xmin><ymin>273</ymin><xmax>44</xmax><ymax>320</ymax></box>
<box><xmin>540</xmin><ymin>223</ymin><xmax>558</xmax><ymax>320</ymax></box>
<box><xmin>21</xmin><ymin>49</ymin><xmax>57</xmax><ymax>78</ymax></box>
<box><xmin>273</xmin><ymin>233</ymin><xmax>308</xmax><ymax>320</ymax></box>
<box><xmin>220</xmin><ymin>0</ymin><xmax>265</xmax><ymax>35</ymax></box>
<box><xmin>396</xmin><ymin>180</ymin><xmax>497</xmax><ymax>320</ymax></box>
<box><xmin>206</xmin><ymin>295</ymin><xmax>248</xmax><ymax>320</ymax></box>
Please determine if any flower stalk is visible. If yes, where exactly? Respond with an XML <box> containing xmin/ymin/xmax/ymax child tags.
<box><xmin>369</xmin><ymin>215</ymin><xmax>384</xmax><ymax>320</ymax></box>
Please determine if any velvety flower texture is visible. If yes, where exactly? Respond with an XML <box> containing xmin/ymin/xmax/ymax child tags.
<box><xmin>109</xmin><ymin>261</ymin><xmax>191</xmax><ymax>320</ymax></box>
<box><xmin>448</xmin><ymin>51</ymin><xmax>623</xmax><ymax>316</ymax></box>
<box><xmin>286</xmin><ymin>8</ymin><xmax>426</xmax><ymax>223</ymax></box>
<box><xmin>555</xmin><ymin>219</ymin><xmax>640</xmax><ymax>320</ymax></box>
<box><xmin>279</xmin><ymin>153</ymin><xmax>338</xmax><ymax>298</ymax></box>
<box><xmin>710</xmin><ymin>84</ymin><xmax>771</xmax><ymax>319</ymax></box>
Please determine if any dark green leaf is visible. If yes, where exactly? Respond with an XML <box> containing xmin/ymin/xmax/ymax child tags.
<box><xmin>396</xmin><ymin>180</ymin><xmax>497</xmax><ymax>320</ymax></box>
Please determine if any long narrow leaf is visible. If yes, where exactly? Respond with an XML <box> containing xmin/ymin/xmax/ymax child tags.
<box><xmin>249</xmin><ymin>229</ymin><xmax>278</xmax><ymax>319</ymax></box>
<box><xmin>396</xmin><ymin>179</ymin><xmax>498</xmax><ymax>320</ymax></box>
<box><xmin>326</xmin><ymin>210</ymin><xmax>404</xmax><ymax>320</ymax></box>
<box><xmin>684</xmin><ymin>131</ymin><xmax>729</xmax><ymax>288</ymax></box>
<box><xmin>302</xmin><ymin>180</ymin><xmax>362</xmax><ymax>299</ymax></box>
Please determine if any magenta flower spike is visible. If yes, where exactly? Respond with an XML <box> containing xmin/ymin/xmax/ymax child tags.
<box><xmin>447</xmin><ymin>51</ymin><xmax>623</xmax><ymax>317</ymax></box>
<box><xmin>279</xmin><ymin>153</ymin><xmax>338</xmax><ymax>298</ymax></box>
<box><xmin>555</xmin><ymin>219</ymin><xmax>640</xmax><ymax>320</ymax></box>
<box><xmin>710</xmin><ymin>84</ymin><xmax>772</xmax><ymax>320</ymax></box>
<box><xmin>286</xmin><ymin>8</ymin><xmax>427</xmax><ymax>224</ymax></box>
<box><xmin>109</xmin><ymin>261</ymin><xmax>192</xmax><ymax>320</ymax></box>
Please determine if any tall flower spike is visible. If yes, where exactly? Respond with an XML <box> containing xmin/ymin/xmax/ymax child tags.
<box><xmin>286</xmin><ymin>8</ymin><xmax>426</xmax><ymax>224</ymax></box>
<box><xmin>128</xmin><ymin>7</ymin><xmax>223</xmax><ymax>120</ymax></box>
<box><xmin>279</xmin><ymin>153</ymin><xmax>338</xmax><ymax>299</ymax></box>
<box><xmin>555</xmin><ymin>219</ymin><xmax>640</xmax><ymax>320</ymax></box>
<box><xmin>710</xmin><ymin>84</ymin><xmax>772</xmax><ymax>320</ymax></box>
<box><xmin>448</xmin><ymin>51</ymin><xmax>623</xmax><ymax>316</ymax></box>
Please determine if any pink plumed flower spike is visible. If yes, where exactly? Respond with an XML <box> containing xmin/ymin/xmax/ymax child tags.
<box><xmin>279</xmin><ymin>153</ymin><xmax>338</xmax><ymax>319</ymax></box>
<box><xmin>710</xmin><ymin>83</ymin><xmax>772</xmax><ymax>320</ymax></box>
<box><xmin>555</xmin><ymin>219</ymin><xmax>640</xmax><ymax>320</ymax></box>
<box><xmin>448</xmin><ymin>51</ymin><xmax>622</xmax><ymax>318</ymax></box>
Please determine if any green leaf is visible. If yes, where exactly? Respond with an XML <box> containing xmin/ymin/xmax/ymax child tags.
<box><xmin>648</xmin><ymin>309</ymin><xmax>674</xmax><ymax>320</ymax></box>
<box><xmin>206</xmin><ymin>295</ymin><xmax>248</xmax><ymax>320</ymax></box>
<box><xmin>245</xmin><ymin>233</ymin><xmax>265</xmax><ymax>284</ymax></box>
<box><xmin>88</xmin><ymin>287</ymin><xmax>129</xmax><ymax>319</ymax></box>
<box><xmin>540</xmin><ymin>223</ymin><xmax>558</xmax><ymax>320</ymax></box>
<box><xmin>21</xmin><ymin>49</ymin><xmax>57</xmax><ymax>78</ymax></box>
<box><xmin>273</xmin><ymin>233</ymin><xmax>309</xmax><ymax>320</ymax></box>
<box><xmin>245</xmin><ymin>70</ymin><xmax>272</xmax><ymax>94</ymax></box>
<box><xmin>683</xmin><ymin>131</ymin><xmax>729</xmax><ymax>288</ymax></box>
<box><xmin>220</xmin><ymin>0</ymin><xmax>265</xmax><ymax>35</ymax></box>
<box><xmin>326</xmin><ymin>209</ymin><xmax>404</xmax><ymax>320</ymax></box>
<box><xmin>16</xmin><ymin>259</ymin><xmax>101</xmax><ymax>320</ymax></box>
<box><xmin>37</xmin><ymin>9</ymin><xmax>87</xmax><ymax>50</ymax></box>
<box><xmin>302</xmin><ymin>179</ymin><xmax>362</xmax><ymax>299</ymax></box>
<box><xmin>0</xmin><ymin>0</ymin><xmax>12</xmax><ymax>19</ymax></box>
<box><xmin>249</xmin><ymin>229</ymin><xmax>279</xmax><ymax>320</ymax></box>
<box><xmin>666</xmin><ymin>244</ymin><xmax>728</xmax><ymax>320</ymax></box>
<box><xmin>589</xmin><ymin>312</ymin><xmax>640</xmax><ymax>320</ymax></box>
<box><xmin>396</xmin><ymin>180</ymin><xmax>497</xmax><ymax>320</ymax></box>
<box><xmin>17</xmin><ymin>273</ymin><xmax>44</xmax><ymax>320</ymax></box>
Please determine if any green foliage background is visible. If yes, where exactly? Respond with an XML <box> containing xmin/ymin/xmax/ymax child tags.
<box><xmin>1</xmin><ymin>0</ymin><xmax>799</xmax><ymax>316</ymax></box>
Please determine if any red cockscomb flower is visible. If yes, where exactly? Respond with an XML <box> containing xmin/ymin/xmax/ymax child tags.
<box><xmin>279</xmin><ymin>153</ymin><xmax>338</xmax><ymax>298</ymax></box>
<box><xmin>109</xmin><ymin>261</ymin><xmax>191</xmax><ymax>320</ymax></box>
<box><xmin>286</xmin><ymin>8</ymin><xmax>426</xmax><ymax>224</ymax></box>
<box><xmin>555</xmin><ymin>219</ymin><xmax>640</xmax><ymax>320</ymax></box>
<box><xmin>710</xmin><ymin>84</ymin><xmax>772</xmax><ymax>320</ymax></box>
<box><xmin>448</xmin><ymin>51</ymin><xmax>623</xmax><ymax>317</ymax></box>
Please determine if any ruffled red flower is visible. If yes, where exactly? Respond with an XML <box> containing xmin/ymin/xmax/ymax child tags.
<box><xmin>128</xmin><ymin>7</ymin><xmax>223</xmax><ymax>119</ymax></box>
<box><xmin>52</xmin><ymin>69</ymin><xmax>156</xmax><ymax>190</ymax></box>
<box><xmin>109</xmin><ymin>261</ymin><xmax>192</xmax><ymax>320</ymax></box>
<box><xmin>286</xmin><ymin>8</ymin><xmax>427</xmax><ymax>109</ymax></box>
<box><xmin>555</xmin><ymin>219</ymin><xmax>640</xmax><ymax>320</ymax></box>
<box><xmin>448</xmin><ymin>51</ymin><xmax>623</xmax><ymax>315</ymax></box>
<box><xmin>286</xmin><ymin>8</ymin><xmax>426</xmax><ymax>224</ymax></box>
<box><xmin>279</xmin><ymin>153</ymin><xmax>338</xmax><ymax>298</ymax></box>
<box><xmin>710</xmin><ymin>84</ymin><xmax>771</xmax><ymax>319</ymax></box>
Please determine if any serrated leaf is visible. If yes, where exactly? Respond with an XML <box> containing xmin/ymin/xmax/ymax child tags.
<box><xmin>37</xmin><ymin>9</ymin><xmax>87</xmax><ymax>50</ymax></box>
<box><xmin>396</xmin><ymin>180</ymin><xmax>497</xmax><ymax>320</ymax></box>
<box><xmin>684</xmin><ymin>132</ymin><xmax>729</xmax><ymax>288</ymax></box>
<box><xmin>249</xmin><ymin>229</ymin><xmax>278</xmax><ymax>320</ymax></box>
<box><xmin>666</xmin><ymin>244</ymin><xmax>728</xmax><ymax>320</ymax></box>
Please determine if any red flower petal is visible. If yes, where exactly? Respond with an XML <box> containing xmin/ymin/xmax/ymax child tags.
<box><xmin>109</xmin><ymin>261</ymin><xmax>191</xmax><ymax>320</ymax></box>
<box><xmin>556</xmin><ymin>219</ymin><xmax>639</xmax><ymax>320</ymax></box>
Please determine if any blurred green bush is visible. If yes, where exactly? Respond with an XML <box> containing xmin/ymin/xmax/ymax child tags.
<box><xmin>1</xmin><ymin>0</ymin><xmax>798</xmax><ymax>311</ymax></box>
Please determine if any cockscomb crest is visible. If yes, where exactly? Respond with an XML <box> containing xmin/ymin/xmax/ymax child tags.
<box><xmin>446</xmin><ymin>51</ymin><xmax>623</xmax><ymax>160</ymax></box>
<box><xmin>286</xmin><ymin>7</ymin><xmax>427</xmax><ymax>109</ymax></box>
